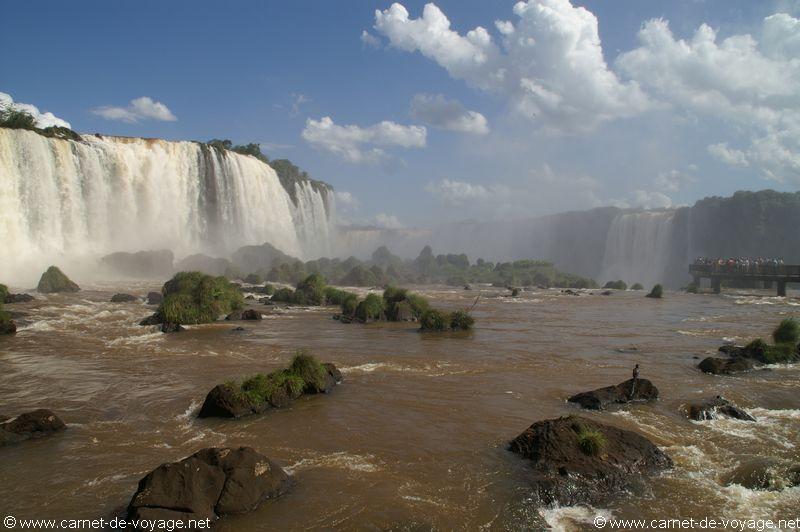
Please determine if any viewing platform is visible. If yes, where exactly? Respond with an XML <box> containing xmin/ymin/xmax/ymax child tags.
<box><xmin>689</xmin><ymin>264</ymin><xmax>800</xmax><ymax>296</ymax></box>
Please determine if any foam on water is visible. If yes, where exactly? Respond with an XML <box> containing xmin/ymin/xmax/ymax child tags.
<box><xmin>540</xmin><ymin>505</ymin><xmax>614</xmax><ymax>532</ymax></box>
<box><xmin>283</xmin><ymin>451</ymin><xmax>382</xmax><ymax>474</ymax></box>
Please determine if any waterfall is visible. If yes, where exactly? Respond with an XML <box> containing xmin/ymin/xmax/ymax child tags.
<box><xmin>0</xmin><ymin>128</ymin><xmax>335</xmax><ymax>284</ymax></box>
<box><xmin>600</xmin><ymin>210</ymin><xmax>676</xmax><ymax>287</ymax></box>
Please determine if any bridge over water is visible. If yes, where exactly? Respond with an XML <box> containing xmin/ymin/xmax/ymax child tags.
<box><xmin>689</xmin><ymin>264</ymin><xmax>800</xmax><ymax>296</ymax></box>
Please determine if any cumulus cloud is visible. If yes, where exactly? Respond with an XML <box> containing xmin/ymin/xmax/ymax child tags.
<box><xmin>334</xmin><ymin>190</ymin><xmax>360</xmax><ymax>211</ymax></box>
<box><xmin>616</xmin><ymin>14</ymin><xmax>800</xmax><ymax>182</ymax></box>
<box><xmin>301</xmin><ymin>116</ymin><xmax>426</xmax><ymax>164</ymax></box>
<box><xmin>654</xmin><ymin>169</ymin><xmax>694</xmax><ymax>193</ymax></box>
<box><xmin>425</xmin><ymin>178</ymin><xmax>510</xmax><ymax>205</ymax></box>
<box><xmin>409</xmin><ymin>94</ymin><xmax>488</xmax><ymax>134</ymax></box>
<box><xmin>0</xmin><ymin>92</ymin><xmax>71</xmax><ymax>129</ymax></box>
<box><xmin>373</xmin><ymin>0</ymin><xmax>650</xmax><ymax>133</ymax></box>
<box><xmin>361</xmin><ymin>30</ymin><xmax>382</xmax><ymax>48</ymax></box>
<box><xmin>372</xmin><ymin>213</ymin><xmax>404</xmax><ymax>229</ymax></box>
<box><xmin>92</xmin><ymin>96</ymin><xmax>177</xmax><ymax>123</ymax></box>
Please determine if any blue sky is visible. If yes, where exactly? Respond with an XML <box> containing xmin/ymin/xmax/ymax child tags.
<box><xmin>2</xmin><ymin>0</ymin><xmax>799</xmax><ymax>228</ymax></box>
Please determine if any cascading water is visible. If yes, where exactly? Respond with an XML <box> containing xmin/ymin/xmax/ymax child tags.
<box><xmin>0</xmin><ymin>128</ymin><xmax>334</xmax><ymax>284</ymax></box>
<box><xmin>599</xmin><ymin>210</ymin><xmax>676</xmax><ymax>287</ymax></box>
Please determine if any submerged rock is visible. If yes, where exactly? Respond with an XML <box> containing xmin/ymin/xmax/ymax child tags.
<box><xmin>139</xmin><ymin>314</ymin><xmax>162</xmax><ymax>326</ymax></box>
<box><xmin>685</xmin><ymin>396</ymin><xmax>755</xmax><ymax>421</ymax></box>
<box><xmin>36</xmin><ymin>266</ymin><xmax>80</xmax><ymax>293</ymax></box>
<box><xmin>0</xmin><ymin>409</ymin><xmax>66</xmax><ymax>446</ymax></box>
<box><xmin>128</xmin><ymin>446</ymin><xmax>290</xmax><ymax>523</ymax></box>
<box><xmin>0</xmin><ymin>317</ymin><xmax>16</xmax><ymax>335</ymax></box>
<box><xmin>161</xmin><ymin>322</ymin><xmax>185</xmax><ymax>333</ymax></box>
<box><xmin>508</xmin><ymin>415</ymin><xmax>671</xmax><ymax>506</ymax></box>
<box><xmin>567</xmin><ymin>378</ymin><xmax>659</xmax><ymax>410</ymax></box>
<box><xmin>4</xmin><ymin>293</ymin><xmax>34</xmax><ymax>303</ymax></box>
<box><xmin>722</xmin><ymin>458</ymin><xmax>800</xmax><ymax>491</ymax></box>
<box><xmin>225</xmin><ymin>309</ymin><xmax>263</xmax><ymax>321</ymax></box>
<box><xmin>110</xmin><ymin>293</ymin><xmax>138</xmax><ymax>303</ymax></box>
<box><xmin>698</xmin><ymin>357</ymin><xmax>756</xmax><ymax>375</ymax></box>
<box><xmin>146</xmin><ymin>291</ymin><xmax>163</xmax><ymax>305</ymax></box>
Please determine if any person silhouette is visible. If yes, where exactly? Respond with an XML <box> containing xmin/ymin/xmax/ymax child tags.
<box><xmin>632</xmin><ymin>364</ymin><xmax>640</xmax><ymax>380</ymax></box>
<box><xmin>631</xmin><ymin>364</ymin><xmax>640</xmax><ymax>397</ymax></box>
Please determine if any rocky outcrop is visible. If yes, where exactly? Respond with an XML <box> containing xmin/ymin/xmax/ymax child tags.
<box><xmin>722</xmin><ymin>458</ymin><xmax>800</xmax><ymax>491</ymax></box>
<box><xmin>146</xmin><ymin>291</ymin><xmax>163</xmax><ymax>305</ymax></box>
<box><xmin>0</xmin><ymin>409</ymin><xmax>66</xmax><ymax>446</ymax></box>
<box><xmin>111</xmin><ymin>293</ymin><xmax>138</xmax><ymax>303</ymax></box>
<box><xmin>4</xmin><ymin>293</ymin><xmax>34</xmax><ymax>303</ymax></box>
<box><xmin>567</xmin><ymin>378</ymin><xmax>659</xmax><ymax>410</ymax></box>
<box><xmin>127</xmin><ymin>447</ymin><xmax>290</xmax><ymax>524</ymax></box>
<box><xmin>198</xmin><ymin>361</ymin><xmax>342</xmax><ymax>419</ymax></box>
<box><xmin>225</xmin><ymin>309</ymin><xmax>263</xmax><ymax>321</ymax></box>
<box><xmin>698</xmin><ymin>357</ymin><xmax>756</xmax><ymax>375</ymax></box>
<box><xmin>36</xmin><ymin>266</ymin><xmax>80</xmax><ymax>293</ymax></box>
<box><xmin>684</xmin><ymin>396</ymin><xmax>755</xmax><ymax>421</ymax></box>
<box><xmin>508</xmin><ymin>415</ymin><xmax>672</xmax><ymax>505</ymax></box>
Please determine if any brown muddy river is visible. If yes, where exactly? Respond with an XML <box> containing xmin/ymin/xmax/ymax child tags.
<box><xmin>1</xmin><ymin>283</ymin><xmax>798</xmax><ymax>530</ymax></box>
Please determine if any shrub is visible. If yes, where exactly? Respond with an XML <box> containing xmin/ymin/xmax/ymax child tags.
<box><xmin>262</xmin><ymin>283</ymin><xmax>276</xmax><ymax>296</ymax></box>
<box><xmin>157</xmin><ymin>271</ymin><xmax>243</xmax><ymax>324</ymax></box>
<box><xmin>603</xmin><ymin>280</ymin><xmax>627</xmax><ymax>290</ymax></box>
<box><xmin>355</xmin><ymin>293</ymin><xmax>384</xmax><ymax>322</ymax></box>
<box><xmin>405</xmin><ymin>294</ymin><xmax>430</xmax><ymax>318</ymax></box>
<box><xmin>340</xmin><ymin>265</ymin><xmax>377</xmax><ymax>286</ymax></box>
<box><xmin>772</xmin><ymin>318</ymin><xmax>800</xmax><ymax>345</ymax></box>
<box><xmin>289</xmin><ymin>351</ymin><xmax>328</xmax><ymax>392</ymax></box>
<box><xmin>576</xmin><ymin>426</ymin><xmax>606</xmax><ymax>456</ymax></box>
<box><xmin>340</xmin><ymin>293</ymin><xmax>359</xmax><ymax>317</ymax></box>
<box><xmin>0</xmin><ymin>106</ymin><xmax>37</xmax><ymax>129</ymax></box>
<box><xmin>244</xmin><ymin>273</ymin><xmax>263</xmax><ymax>284</ymax></box>
<box><xmin>646</xmin><ymin>284</ymin><xmax>663</xmax><ymax>299</ymax></box>
<box><xmin>234</xmin><ymin>351</ymin><xmax>328</xmax><ymax>405</ymax></box>
<box><xmin>0</xmin><ymin>284</ymin><xmax>7</xmax><ymax>302</ymax></box>
<box><xmin>630</xmin><ymin>283</ymin><xmax>644</xmax><ymax>290</ymax></box>
<box><xmin>449</xmin><ymin>310</ymin><xmax>474</xmax><ymax>330</ymax></box>
<box><xmin>763</xmin><ymin>343</ymin><xmax>798</xmax><ymax>364</ymax></box>
<box><xmin>271</xmin><ymin>287</ymin><xmax>296</xmax><ymax>303</ymax></box>
<box><xmin>324</xmin><ymin>286</ymin><xmax>354</xmax><ymax>306</ymax></box>
<box><xmin>420</xmin><ymin>309</ymin><xmax>449</xmax><ymax>331</ymax></box>
<box><xmin>294</xmin><ymin>273</ymin><xmax>326</xmax><ymax>305</ymax></box>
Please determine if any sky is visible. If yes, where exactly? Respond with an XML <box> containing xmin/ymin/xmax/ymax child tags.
<box><xmin>2</xmin><ymin>0</ymin><xmax>799</xmax><ymax>229</ymax></box>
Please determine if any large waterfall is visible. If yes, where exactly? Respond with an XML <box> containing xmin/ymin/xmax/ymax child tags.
<box><xmin>0</xmin><ymin>128</ymin><xmax>334</xmax><ymax>284</ymax></box>
<box><xmin>599</xmin><ymin>210</ymin><xmax>676</xmax><ymax>287</ymax></box>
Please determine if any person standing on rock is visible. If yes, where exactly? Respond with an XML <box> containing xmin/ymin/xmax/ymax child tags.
<box><xmin>631</xmin><ymin>364</ymin><xmax>640</xmax><ymax>397</ymax></box>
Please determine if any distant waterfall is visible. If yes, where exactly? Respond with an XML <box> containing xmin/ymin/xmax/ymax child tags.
<box><xmin>600</xmin><ymin>211</ymin><xmax>676</xmax><ymax>287</ymax></box>
<box><xmin>0</xmin><ymin>128</ymin><xmax>334</xmax><ymax>283</ymax></box>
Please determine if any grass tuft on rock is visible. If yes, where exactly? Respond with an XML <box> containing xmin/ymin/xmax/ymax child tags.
<box><xmin>420</xmin><ymin>309</ymin><xmax>450</xmax><ymax>331</ymax></box>
<box><xmin>37</xmin><ymin>266</ymin><xmax>80</xmax><ymax>293</ymax></box>
<box><xmin>157</xmin><ymin>271</ymin><xmax>243</xmax><ymax>324</ymax></box>
<box><xmin>355</xmin><ymin>293</ymin><xmax>385</xmax><ymax>322</ymax></box>
<box><xmin>630</xmin><ymin>283</ymin><xmax>644</xmax><ymax>290</ymax></box>
<box><xmin>603</xmin><ymin>280</ymin><xmax>627</xmax><ymax>290</ymax></box>
<box><xmin>450</xmin><ymin>310</ymin><xmax>475</xmax><ymax>330</ymax></box>
<box><xmin>646</xmin><ymin>284</ymin><xmax>664</xmax><ymax>299</ymax></box>
<box><xmin>576</xmin><ymin>426</ymin><xmax>607</xmax><ymax>456</ymax></box>
<box><xmin>228</xmin><ymin>351</ymin><xmax>329</xmax><ymax>406</ymax></box>
<box><xmin>772</xmin><ymin>318</ymin><xmax>799</xmax><ymax>345</ymax></box>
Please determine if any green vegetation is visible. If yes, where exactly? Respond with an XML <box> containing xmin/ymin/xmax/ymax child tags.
<box><xmin>244</xmin><ymin>273</ymin><xmax>263</xmax><ymax>284</ymax></box>
<box><xmin>646</xmin><ymin>284</ymin><xmax>664</xmax><ymax>299</ymax></box>
<box><xmin>36</xmin><ymin>266</ymin><xmax>80</xmax><ymax>293</ymax></box>
<box><xmin>230</xmin><ymin>351</ymin><xmax>329</xmax><ymax>407</ymax></box>
<box><xmin>0</xmin><ymin>105</ymin><xmax>81</xmax><ymax>141</ymax></box>
<box><xmin>419</xmin><ymin>309</ymin><xmax>449</xmax><ymax>331</ymax></box>
<box><xmin>630</xmin><ymin>283</ymin><xmax>644</xmax><ymax>290</ymax></box>
<box><xmin>355</xmin><ymin>293</ymin><xmax>385</xmax><ymax>322</ymax></box>
<box><xmin>0</xmin><ymin>284</ymin><xmax>13</xmax><ymax>334</ymax></box>
<box><xmin>773</xmin><ymin>318</ymin><xmax>799</xmax><ymax>345</ymax></box>
<box><xmin>156</xmin><ymin>271</ymin><xmax>243</xmax><ymax>324</ymax></box>
<box><xmin>603</xmin><ymin>280</ymin><xmax>627</xmax><ymax>290</ymax></box>
<box><xmin>576</xmin><ymin>426</ymin><xmax>607</xmax><ymax>457</ymax></box>
<box><xmin>449</xmin><ymin>310</ymin><xmax>475</xmax><ymax>330</ymax></box>
<box><xmin>0</xmin><ymin>284</ymin><xmax>8</xmax><ymax>302</ymax></box>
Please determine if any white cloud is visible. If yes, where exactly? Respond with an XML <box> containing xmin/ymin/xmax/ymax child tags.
<box><xmin>0</xmin><ymin>92</ymin><xmax>71</xmax><ymax>129</ymax></box>
<box><xmin>373</xmin><ymin>0</ymin><xmax>650</xmax><ymax>133</ymax></box>
<box><xmin>409</xmin><ymin>93</ymin><xmax>488</xmax><ymax>134</ymax></box>
<box><xmin>373</xmin><ymin>213</ymin><xmax>404</xmax><ymax>229</ymax></box>
<box><xmin>425</xmin><ymin>178</ymin><xmax>509</xmax><ymax>205</ymax></box>
<box><xmin>361</xmin><ymin>30</ymin><xmax>381</xmax><ymax>48</ymax></box>
<box><xmin>301</xmin><ymin>116</ymin><xmax>426</xmax><ymax>164</ymax></box>
<box><xmin>290</xmin><ymin>93</ymin><xmax>311</xmax><ymax>116</ymax></box>
<box><xmin>654</xmin><ymin>169</ymin><xmax>694</xmax><ymax>193</ymax></box>
<box><xmin>334</xmin><ymin>190</ymin><xmax>360</xmax><ymax>211</ymax></box>
<box><xmin>616</xmin><ymin>14</ymin><xmax>800</xmax><ymax>182</ymax></box>
<box><xmin>92</xmin><ymin>96</ymin><xmax>177</xmax><ymax>123</ymax></box>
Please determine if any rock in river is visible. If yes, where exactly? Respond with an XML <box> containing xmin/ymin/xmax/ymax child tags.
<box><xmin>698</xmin><ymin>357</ymin><xmax>756</xmax><ymax>375</ymax></box>
<box><xmin>0</xmin><ymin>409</ymin><xmax>66</xmax><ymax>446</ymax></box>
<box><xmin>567</xmin><ymin>378</ymin><xmax>659</xmax><ymax>410</ymax></box>
<box><xmin>722</xmin><ymin>458</ymin><xmax>800</xmax><ymax>491</ymax></box>
<box><xmin>128</xmin><ymin>446</ymin><xmax>290</xmax><ymax>523</ymax></box>
<box><xmin>36</xmin><ymin>266</ymin><xmax>80</xmax><ymax>293</ymax></box>
<box><xmin>225</xmin><ymin>309</ymin><xmax>263</xmax><ymax>321</ymax></box>
<box><xmin>684</xmin><ymin>396</ymin><xmax>755</xmax><ymax>421</ymax></box>
<box><xmin>508</xmin><ymin>415</ymin><xmax>672</xmax><ymax>506</ymax></box>
<box><xmin>110</xmin><ymin>293</ymin><xmax>138</xmax><ymax>303</ymax></box>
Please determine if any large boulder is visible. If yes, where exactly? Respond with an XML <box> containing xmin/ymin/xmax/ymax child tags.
<box><xmin>567</xmin><ymin>378</ymin><xmax>659</xmax><ymax>410</ymax></box>
<box><xmin>0</xmin><ymin>409</ymin><xmax>66</xmax><ymax>446</ymax></box>
<box><xmin>698</xmin><ymin>357</ymin><xmax>756</xmax><ymax>375</ymax></box>
<box><xmin>128</xmin><ymin>447</ymin><xmax>289</xmax><ymax>524</ymax></box>
<box><xmin>111</xmin><ymin>293</ymin><xmax>138</xmax><ymax>303</ymax></box>
<box><xmin>685</xmin><ymin>396</ymin><xmax>755</xmax><ymax>421</ymax></box>
<box><xmin>509</xmin><ymin>416</ymin><xmax>671</xmax><ymax>506</ymax></box>
<box><xmin>101</xmin><ymin>250</ymin><xmax>174</xmax><ymax>279</ymax></box>
<box><xmin>225</xmin><ymin>309</ymin><xmax>263</xmax><ymax>321</ymax></box>
<box><xmin>0</xmin><ymin>316</ymin><xmax>16</xmax><ymax>335</ymax></box>
<box><xmin>722</xmin><ymin>458</ymin><xmax>800</xmax><ymax>491</ymax></box>
<box><xmin>36</xmin><ymin>266</ymin><xmax>80</xmax><ymax>293</ymax></box>
<box><xmin>146</xmin><ymin>291</ymin><xmax>163</xmax><ymax>305</ymax></box>
<box><xmin>4</xmin><ymin>293</ymin><xmax>34</xmax><ymax>303</ymax></box>
<box><xmin>198</xmin><ymin>384</ymin><xmax>258</xmax><ymax>419</ymax></box>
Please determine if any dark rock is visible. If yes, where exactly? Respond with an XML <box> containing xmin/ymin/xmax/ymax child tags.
<box><xmin>0</xmin><ymin>409</ymin><xmax>66</xmax><ymax>446</ymax></box>
<box><xmin>601</xmin><ymin>290</ymin><xmax>613</xmax><ymax>296</ymax></box>
<box><xmin>508</xmin><ymin>415</ymin><xmax>672</xmax><ymax>506</ymax></box>
<box><xmin>231</xmin><ymin>327</ymin><xmax>246</xmax><ymax>332</ymax></box>
<box><xmin>101</xmin><ymin>250</ymin><xmax>174</xmax><ymax>279</ymax></box>
<box><xmin>140</xmin><ymin>313</ymin><xmax>162</xmax><ymax>326</ymax></box>
<box><xmin>568</xmin><ymin>378</ymin><xmax>659</xmax><ymax>410</ymax></box>
<box><xmin>245</xmin><ymin>295</ymin><xmax>256</xmax><ymax>300</ymax></box>
<box><xmin>146</xmin><ymin>291</ymin><xmax>163</xmax><ymax>305</ymax></box>
<box><xmin>161</xmin><ymin>322</ymin><xmax>185</xmax><ymax>333</ymax></box>
<box><xmin>225</xmin><ymin>309</ymin><xmax>262</xmax><ymax>321</ymax></box>
<box><xmin>464</xmin><ymin>285</ymin><xmax>472</xmax><ymax>290</ymax></box>
<box><xmin>698</xmin><ymin>357</ymin><xmax>756</xmax><ymax>375</ymax></box>
<box><xmin>0</xmin><ymin>317</ymin><xmax>16</xmax><ymax>335</ymax></box>
<box><xmin>110</xmin><ymin>293</ymin><xmax>138</xmax><ymax>303</ymax></box>
<box><xmin>4</xmin><ymin>293</ymin><xmax>34</xmax><ymax>303</ymax></box>
<box><xmin>128</xmin><ymin>447</ymin><xmax>289</xmax><ymax>523</ymax></box>
<box><xmin>198</xmin><ymin>384</ymin><xmax>255</xmax><ymax>419</ymax></box>
<box><xmin>36</xmin><ymin>266</ymin><xmax>80</xmax><ymax>293</ymax></box>
<box><xmin>685</xmin><ymin>396</ymin><xmax>756</xmax><ymax>421</ymax></box>
<box><xmin>722</xmin><ymin>458</ymin><xmax>800</xmax><ymax>491</ymax></box>
<box><xmin>323</xmin><ymin>362</ymin><xmax>343</xmax><ymax>383</ymax></box>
